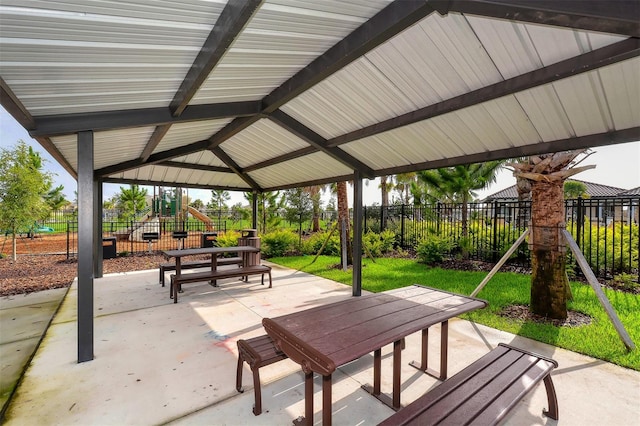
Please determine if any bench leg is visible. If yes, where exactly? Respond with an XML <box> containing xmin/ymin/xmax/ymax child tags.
<box><xmin>252</xmin><ymin>367</ymin><xmax>263</xmax><ymax>416</ymax></box>
<box><xmin>172</xmin><ymin>278</ymin><xmax>178</xmax><ymax>304</ymax></box>
<box><xmin>543</xmin><ymin>375</ymin><xmax>559</xmax><ymax>420</ymax></box>
<box><xmin>236</xmin><ymin>353</ymin><xmax>245</xmax><ymax>394</ymax></box>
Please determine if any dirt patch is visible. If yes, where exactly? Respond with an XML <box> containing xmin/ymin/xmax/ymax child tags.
<box><xmin>0</xmin><ymin>253</ymin><xmax>169</xmax><ymax>297</ymax></box>
<box><xmin>499</xmin><ymin>304</ymin><xmax>592</xmax><ymax>327</ymax></box>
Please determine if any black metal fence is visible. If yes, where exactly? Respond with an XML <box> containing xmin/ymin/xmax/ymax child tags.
<box><xmin>364</xmin><ymin>197</ymin><xmax>639</xmax><ymax>279</ymax></box>
<box><xmin>31</xmin><ymin>197</ymin><xmax>640</xmax><ymax>280</ymax></box>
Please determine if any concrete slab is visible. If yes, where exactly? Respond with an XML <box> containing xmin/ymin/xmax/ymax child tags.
<box><xmin>0</xmin><ymin>288</ymin><xmax>67</xmax><ymax>413</ymax></box>
<box><xmin>2</xmin><ymin>263</ymin><xmax>639</xmax><ymax>425</ymax></box>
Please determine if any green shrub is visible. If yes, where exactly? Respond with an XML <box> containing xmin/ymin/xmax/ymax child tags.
<box><xmin>216</xmin><ymin>230</ymin><xmax>240</xmax><ymax>247</ymax></box>
<box><xmin>262</xmin><ymin>229</ymin><xmax>298</xmax><ymax>257</ymax></box>
<box><xmin>612</xmin><ymin>273</ymin><xmax>640</xmax><ymax>292</ymax></box>
<box><xmin>363</xmin><ymin>230</ymin><xmax>396</xmax><ymax>257</ymax></box>
<box><xmin>416</xmin><ymin>234</ymin><xmax>454</xmax><ymax>265</ymax></box>
<box><xmin>301</xmin><ymin>231</ymin><xmax>340</xmax><ymax>256</ymax></box>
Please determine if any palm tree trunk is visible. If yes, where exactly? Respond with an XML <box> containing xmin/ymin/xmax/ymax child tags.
<box><xmin>336</xmin><ymin>181</ymin><xmax>352</xmax><ymax>265</ymax></box>
<box><xmin>530</xmin><ymin>180</ymin><xmax>568</xmax><ymax>319</ymax></box>
<box><xmin>380</xmin><ymin>176</ymin><xmax>389</xmax><ymax>230</ymax></box>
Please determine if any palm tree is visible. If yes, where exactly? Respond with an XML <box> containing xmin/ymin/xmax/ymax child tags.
<box><xmin>509</xmin><ymin>150</ymin><xmax>594</xmax><ymax>320</ymax></box>
<box><xmin>305</xmin><ymin>185</ymin><xmax>327</xmax><ymax>232</ymax></box>
<box><xmin>335</xmin><ymin>181</ymin><xmax>352</xmax><ymax>265</ymax></box>
<box><xmin>209</xmin><ymin>189</ymin><xmax>230</xmax><ymax>210</ymax></box>
<box><xmin>244</xmin><ymin>191</ymin><xmax>283</xmax><ymax>233</ymax></box>
<box><xmin>392</xmin><ymin>172</ymin><xmax>416</xmax><ymax>205</ymax></box>
<box><xmin>417</xmin><ymin>161</ymin><xmax>504</xmax><ymax>258</ymax></box>
<box><xmin>379</xmin><ymin>176</ymin><xmax>390</xmax><ymax>229</ymax></box>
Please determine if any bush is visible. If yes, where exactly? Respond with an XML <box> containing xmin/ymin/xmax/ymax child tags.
<box><xmin>416</xmin><ymin>234</ymin><xmax>454</xmax><ymax>265</ymax></box>
<box><xmin>300</xmin><ymin>231</ymin><xmax>340</xmax><ymax>256</ymax></box>
<box><xmin>216</xmin><ymin>230</ymin><xmax>240</xmax><ymax>247</ymax></box>
<box><xmin>363</xmin><ymin>230</ymin><xmax>396</xmax><ymax>257</ymax></box>
<box><xmin>262</xmin><ymin>229</ymin><xmax>298</xmax><ymax>258</ymax></box>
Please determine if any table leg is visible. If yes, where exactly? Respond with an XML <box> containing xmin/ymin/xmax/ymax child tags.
<box><xmin>210</xmin><ymin>254</ymin><xmax>218</xmax><ymax>287</ymax></box>
<box><xmin>293</xmin><ymin>371</ymin><xmax>314</xmax><ymax>426</ymax></box>
<box><xmin>392</xmin><ymin>339</ymin><xmax>403</xmax><ymax>409</ymax></box>
<box><xmin>373</xmin><ymin>348</ymin><xmax>381</xmax><ymax>395</ymax></box>
<box><xmin>176</xmin><ymin>258</ymin><xmax>183</xmax><ymax>293</ymax></box>
<box><xmin>323</xmin><ymin>374</ymin><xmax>332</xmax><ymax>426</ymax></box>
<box><xmin>409</xmin><ymin>321</ymin><xmax>448</xmax><ymax>380</ymax></box>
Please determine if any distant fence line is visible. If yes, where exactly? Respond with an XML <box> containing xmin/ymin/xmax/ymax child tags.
<box><xmin>41</xmin><ymin>196</ymin><xmax>640</xmax><ymax>280</ymax></box>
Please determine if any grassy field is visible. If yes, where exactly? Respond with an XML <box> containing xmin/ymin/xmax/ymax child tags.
<box><xmin>269</xmin><ymin>255</ymin><xmax>640</xmax><ymax>371</ymax></box>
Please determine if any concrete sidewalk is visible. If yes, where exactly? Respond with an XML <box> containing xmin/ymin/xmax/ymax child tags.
<box><xmin>0</xmin><ymin>287</ymin><xmax>67</xmax><ymax>416</ymax></box>
<box><xmin>2</xmin><ymin>263</ymin><xmax>639</xmax><ymax>425</ymax></box>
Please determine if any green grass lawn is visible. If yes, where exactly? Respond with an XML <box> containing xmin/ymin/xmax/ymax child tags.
<box><xmin>269</xmin><ymin>255</ymin><xmax>640</xmax><ymax>371</ymax></box>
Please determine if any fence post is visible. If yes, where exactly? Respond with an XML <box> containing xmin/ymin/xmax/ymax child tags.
<box><xmin>576</xmin><ymin>196</ymin><xmax>583</xmax><ymax>249</ymax></box>
<box><xmin>130</xmin><ymin>220</ymin><xmax>134</xmax><ymax>254</ymax></box>
<box><xmin>400</xmin><ymin>204</ymin><xmax>406</xmax><ymax>248</ymax></box>
<box><xmin>364</xmin><ymin>206</ymin><xmax>368</xmax><ymax>232</ymax></box>
<box><xmin>492</xmin><ymin>201</ymin><xmax>499</xmax><ymax>263</ymax></box>
<box><xmin>66</xmin><ymin>221</ymin><xmax>70</xmax><ymax>259</ymax></box>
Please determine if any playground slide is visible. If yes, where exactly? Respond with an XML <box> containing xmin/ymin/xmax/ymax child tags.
<box><xmin>187</xmin><ymin>206</ymin><xmax>215</xmax><ymax>231</ymax></box>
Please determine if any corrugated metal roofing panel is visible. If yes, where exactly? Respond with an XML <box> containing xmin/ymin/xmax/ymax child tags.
<box><xmin>111</xmin><ymin>164</ymin><xmax>249</xmax><ymax>190</ymax></box>
<box><xmin>50</xmin><ymin>127</ymin><xmax>155</xmax><ymax>170</ymax></box>
<box><xmin>596</xmin><ymin>58</ymin><xmax>640</xmax><ymax>131</ymax></box>
<box><xmin>249</xmin><ymin>152</ymin><xmax>352</xmax><ymax>188</ymax></box>
<box><xmin>219</xmin><ymin>119</ymin><xmax>310</xmax><ymax>168</ymax></box>
<box><xmin>0</xmin><ymin>1</ymin><xmax>223</xmax><ymax>115</ymax></box>
<box><xmin>172</xmin><ymin>151</ymin><xmax>228</xmax><ymax>169</ymax></box>
<box><xmin>515</xmin><ymin>85</ymin><xmax>575</xmax><ymax>142</ymax></box>
<box><xmin>466</xmin><ymin>15</ymin><xmax>625</xmax><ymax>79</ymax></box>
<box><xmin>191</xmin><ymin>0</ymin><xmax>392</xmax><ymax>105</ymax></box>
<box><xmin>154</xmin><ymin>119</ymin><xmax>233</xmax><ymax>153</ymax></box>
<box><xmin>552</xmin><ymin>73</ymin><xmax>613</xmax><ymax>137</ymax></box>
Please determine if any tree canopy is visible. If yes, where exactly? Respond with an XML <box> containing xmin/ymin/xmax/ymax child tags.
<box><xmin>0</xmin><ymin>141</ymin><xmax>54</xmax><ymax>259</ymax></box>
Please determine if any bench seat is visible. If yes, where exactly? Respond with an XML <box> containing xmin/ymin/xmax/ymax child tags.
<box><xmin>237</xmin><ymin>335</ymin><xmax>288</xmax><ymax>415</ymax></box>
<box><xmin>170</xmin><ymin>264</ymin><xmax>272</xmax><ymax>303</ymax></box>
<box><xmin>378</xmin><ymin>343</ymin><xmax>558</xmax><ymax>426</ymax></box>
<box><xmin>159</xmin><ymin>257</ymin><xmax>242</xmax><ymax>287</ymax></box>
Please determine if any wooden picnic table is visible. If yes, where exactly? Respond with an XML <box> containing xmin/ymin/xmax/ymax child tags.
<box><xmin>262</xmin><ymin>285</ymin><xmax>488</xmax><ymax>426</ymax></box>
<box><xmin>163</xmin><ymin>245</ymin><xmax>259</xmax><ymax>277</ymax></box>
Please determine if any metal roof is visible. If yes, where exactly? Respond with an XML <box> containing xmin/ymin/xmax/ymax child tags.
<box><xmin>2</xmin><ymin>0</ymin><xmax>639</xmax><ymax>193</ymax></box>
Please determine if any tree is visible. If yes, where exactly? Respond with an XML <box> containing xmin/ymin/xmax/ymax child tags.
<box><xmin>284</xmin><ymin>188</ymin><xmax>313</xmax><ymax>244</ymax></box>
<box><xmin>209</xmin><ymin>190</ymin><xmax>230</xmax><ymax>210</ymax></box>
<box><xmin>392</xmin><ymin>172</ymin><xmax>416</xmax><ymax>205</ymax></box>
<box><xmin>509</xmin><ymin>150</ymin><xmax>594</xmax><ymax>319</ymax></box>
<box><xmin>190</xmin><ymin>199</ymin><xmax>204</xmax><ymax>210</ymax></box>
<box><xmin>417</xmin><ymin>161</ymin><xmax>504</xmax><ymax>258</ymax></box>
<box><xmin>0</xmin><ymin>141</ymin><xmax>53</xmax><ymax>260</ymax></box>
<box><xmin>564</xmin><ymin>180</ymin><xmax>589</xmax><ymax>199</ymax></box>
<box><xmin>305</xmin><ymin>185</ymin><xmax>326</xmax><ymax>232</ymax></box>
<box><xmin>335</xmin><ymin>181</ymin><xmax>352</xmax><ymax>265</ymax></box>
<box><xmin>244</xmin><ymin>191</ymin><xmax>284</xmax><ymax>233</ymax></box>
<box><xmin>116</xmin><ymin>185</ymin><xmax>148</xmax><ymax>220</ymax></box>
<box><xmin>44</xmin><ymin>185</ymin><xmax>69</xmax><ymax>211</ymax></box>
<box><xmin>379</xmin><ymin>176</ymin><xmax>390</xmax><ymax>229</ymax></box>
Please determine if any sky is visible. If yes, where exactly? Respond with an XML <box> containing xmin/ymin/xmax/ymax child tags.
<box><xmin>2</xmin><ymin>105</ymin><xmax>639</xmax><ymax>208</ymax></box>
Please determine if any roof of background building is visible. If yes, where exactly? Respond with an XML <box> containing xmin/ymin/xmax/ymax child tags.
<box><xmin>482</xmin><ymin>179</ymin><xmax>628</xmax><ymax>201</ymax></box>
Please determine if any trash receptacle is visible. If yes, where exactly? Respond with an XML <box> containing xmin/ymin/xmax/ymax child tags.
<box><xmin>239</xmin><ymin>229</ymin><xmax>260</xmax><ymax>266</ymax></box>
<box><xmin>201</xmin><ymin>232</ymin><xmax>218</xmax><ymax>248</ymax></box>
<box><xmin>102</xmin><ymin>237</ymin><xmax>117</xmax><ymax>259</ymax></box>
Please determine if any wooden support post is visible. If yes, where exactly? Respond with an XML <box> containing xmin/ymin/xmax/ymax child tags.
<box><xmin>562</xmin><ymin>230</ymin><xmax>635</xmax><ymax>351</ymax></box>
<box><xmin>471</xmin><ymin>229</ymin><xmax>529</xmax><ymax>298</ymax></box>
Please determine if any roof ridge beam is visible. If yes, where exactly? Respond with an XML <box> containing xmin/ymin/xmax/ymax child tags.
<box><xmin>430</xmin><ymin>0</ymin><xmax>640</xmax><ymax>37</ymax></box>
<box><xmin>327</xmin><ymin>38</ymin><xmax>640</xmax><ymax>147</ymax></box>
<box><xmin>30</xmin><ymin>101</ymin><xmax>261</xmax><ymax>137</ymax></box>
<box><xmin>158</xmin><ymin>161</ymin><xmax>233</xmax><ymax>173</ymax></box>
<box><xmin>169</xmin><ymin>0</ymin><xmax>264</xmax><ymax>116</ymax></box>
<box><xmin>243</xmin><ymin>146</ymin><xmax>316</xmax><ymax>173</ymax></box>
<box><xmin>376</xmin><ymin>127</ymin><xmax>640</xmax><ymax>177</ymax></box>
<box><xmin>268</xmin><ymin>111</ymin><xmax>375</xmax><ymax>178</ymax></box>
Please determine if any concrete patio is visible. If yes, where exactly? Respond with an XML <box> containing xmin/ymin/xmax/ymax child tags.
<box><xmin>2</xmin><ymin>262</ymin><xmax>639</xmax><ymax>425</ymax></box>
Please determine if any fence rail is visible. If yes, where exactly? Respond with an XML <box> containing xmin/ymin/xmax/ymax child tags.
<box><xmin>364</xmin><ymin>197</ymin><xmax>639</xmax><ymax>280</ymax></box>
<box><xmin>24</xmin><ymin>196</ymin><xmax>640</xmax><ymax>281</ymax></box>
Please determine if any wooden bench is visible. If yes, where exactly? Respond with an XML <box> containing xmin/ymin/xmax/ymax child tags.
<box><xmin>159</xmin><ymin>257</ymin><xmax>242</xmax><ymax>287</ymax></box>
<box><xmin>169</xmin><ymin>264</ymin><xmax>272</xmax><ymax>303</ymax></box>
<box><xmin>378</xmin><ymin>343</ymin><xmax>558</xmax><ymax>426</ymax></box>
<box><xmin>236</xmin><ymin>335</ymin><xmax>288</xmax><ymax>415</ymax></box>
